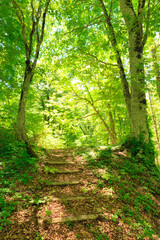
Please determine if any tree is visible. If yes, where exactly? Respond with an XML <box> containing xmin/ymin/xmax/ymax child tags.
<box><xmin>98</xmin><ymin>0</ymin><xmax>151</xmax><ymax>142</ymax></box>
<box><xmin>57</xmin><ymin>0</ymin><xmax>159</xmax><ymax>144</ymax></box>
<box><xmin>12</xmin><ymin>0</ymin><xmax>50</xmax><ymax>156</ymax></box>
<box><xmin>152</xmin><ymin>43</ymin><xmax>160</xmax><ymax>99</ymax></box>
<box><xmin>70</xmin><ymin>82</ymin><xmax>117</xmax><ymax>145</ymax></box>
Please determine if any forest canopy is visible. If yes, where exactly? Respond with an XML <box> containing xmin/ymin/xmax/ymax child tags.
<box><xmin>0</xmin><ymin>0</ymin><xmax>160</xmax><ymax>159</ymax></box>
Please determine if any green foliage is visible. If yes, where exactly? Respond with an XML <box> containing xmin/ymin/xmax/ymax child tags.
<box><xmin>36</xmin><ymin>232</ymin><xmax>44</xmax><ymax>240</ymax></box>
<box><xmin>91</xmin><ymin>230</ymin><xmax>110</xmax><ymax>240</ymax></box>
<box><xmin>62</xmin><ymin>129</ymin><xmax>78</xmax><ymax>147</ymax></box>
<box><xmin>82</xmin><ymin>146</ymin><xmax>160</xmax><ymax>238</ymax></box>
<box><xmin>98</xmin><ymin>148</ymin><xmax>112</xmax><ymax>163</ymax></box>
<box><xmin>45</xmin><ymin>210</ymin><xmax>52</xmax><ymax>216</ymax></box>
<box><xmin>0</xmin><ymin>127</ymin><xmax>38</xmax><ymax>230</ymax></box>
<box><xmin>66</xmin><ymin>219</ymin><xmax>73</xmax><ymax>229</ymax></box>
<box><xmin>135</xmin><ymin>220</ymin><xmax>156</xmax><ymax>240</ymax></box>
<box><xmin>87</xmin><ymin>148</ymin><xmax>112</xmax><ymax>168</ymax></box>
<box><xmin>122</xmin><ymin>137</ymin><xmax>156</xmax><ymax>167</ymax></box>
<box><xmin>1</xmin><ymin>140</ymin><xmax>37</xmax><ymax>175</ymax></box>
<box><xmin>0</xmin><ymin>197</ymin><xmax>17</xmax><ymax>230</ymax></box>
<box><xmin>30</xmin><ymin>197</ymin><xmax>48</xmax><ymax>206</ymax></box>
<box><xmin>44</xmin><ymin>166</ymin><xmax>58</xmax><ymax>174</ymax></box>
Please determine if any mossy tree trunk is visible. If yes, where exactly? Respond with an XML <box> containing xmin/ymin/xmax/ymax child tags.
<box><xmin>119</xmin><ymin>0</ymin><xmax>149</xmax><ymax>141</ymax></box>
<box><xmin>99</xmin><ymin>0</ymin><xmax>150</xmax><ymax>142</ymax></box>
<box><xmin>16</xmin><ymin>65</ymin><xmax>36</xmax><ymax>156</ymax></box>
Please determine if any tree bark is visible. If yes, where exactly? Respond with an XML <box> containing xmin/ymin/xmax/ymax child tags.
<box><xmin>109</xmin><ymin>111</ymin><xmax>117</xmax><ymax>144</ymax></box>
<box><xmin>16</xmin><ymin>65</ymin><xmax>37</xmax><ymax>157</ymax></box>
<box><xmin>118</xmin><ymin>0</ymin><xmax>149</xmax><ymax>142</ymax></box>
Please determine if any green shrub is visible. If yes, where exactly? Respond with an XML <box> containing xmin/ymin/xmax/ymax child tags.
<box><xmin>122</xmin><ymin>136</ymin><xmax>156</xmax><ymax>167</ymax></box>
<box><xmin>0</xmin><ymin>128</ymin><xmax>38</xmax><ymax>230</ymax></box>
<box><xmin>87</xmin><ymin>148</ymin><xmax>112</xmax><ymax>168</ymax></box>
<box><xmin>98</xmin><ymin>148</ymin><xmax>112</xmax><ymax>163</ymax></box>
<box><xmin>0</xmin><ymin>138</ymin><xmax>37</xmax><ymax>175</ymax></box>
<box><xmin>0</xmin><ymin>197</ymin><xmax>17</xmax><ymax>230</ymax></box>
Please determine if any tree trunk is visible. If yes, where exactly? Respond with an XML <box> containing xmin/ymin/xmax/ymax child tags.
<box><xmin>119</xmin><ymin>0</ymin><xmax>150</xmax><ymax>142</ymax></box>
<box><xmin>109</xmin><ymin>111</ymin><xmax>117</xmax><ymax>144</ymax></box>
<box><xmin>129</xmin><ymin>41</ymin><xmax>149</xmax><ymax>141</ymax></box>
<box><xmin>16</xmin><ymin>66</ymin><xmax>37</xmax><ymax>157</ymax></box>
<box><xmin>152</xmin><ymin>46</ymin><xmax>160</xmax><ymax>99</ymax></box>
<box><xmin>79</xmin><ymin>124</ymin><xmax>87</xmax><ymax>135</ymax></box>
<box><xmin>91</xmin><ymin>104</ymin><xmax>117</xmax><ymax>145</ymax></box>
<box><xmin>148</xmin><ymin>92</ymin><xmax>160</xmax><ymax>151</ymax></box>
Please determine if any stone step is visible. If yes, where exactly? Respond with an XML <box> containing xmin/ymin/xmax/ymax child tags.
<box><xmin>45</xmin><ymin>161</ymin><xmax>75</xmax><ymax>165</ymax></box>
<box><xmin>42</xmin><ymin>214</ymin><xmax>102</xmax><ymax>224</ymax></box>
<box><xmin>52</xmin><ymin>214</ymin><xmax>102</xmax><ymax>223</ymax></box>
<box><xmin>46</xmin><ymin>181</ymin><xmax>81</xmax><ymax>186</ymax></box>
<box><xmin>52</xmin><ymin>196</ymin><xmax>93</xmax><ymax>201</ymax></box>
<box><xmin>54</xmin><ymin>169</ymin><xmax>82</xmax><ymax>174</ymax></box>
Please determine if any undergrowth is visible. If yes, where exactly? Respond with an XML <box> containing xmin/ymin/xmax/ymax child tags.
<box><xmin>0</xmin><ymin>128</ymin><xmax>39</xmax><ymax>230</ymax></box>
<box><xmin>79</xmin><ymin>143</ymin><xmax>160</xmax><ymax>239</ymax></box>
<box><xmin>122</xmin><ymin>136</ymin><xmax>157</xmax><ymax>167</ymax></box>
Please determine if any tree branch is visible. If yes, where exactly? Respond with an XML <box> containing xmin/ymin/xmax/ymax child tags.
<box><xmin>12</xmin><ymin>0</ymin><xmax>30</xmax><ymax>60</ymax></box>
<box><xmin>70</xmin><ymin>82</ymin><xmax>114</xmax><ymax>140</ymax></box>
<box><xmin>79</xmin><ymin>48</ymin><xmax>118</xmax><ymax>67</ymax></box>
<box><xmin>12</xmin><ymin>0</ymin><xmax>24</xmax><ymax>23</ymax></box>
<box><xmin>32</xmin><ymin>0</ymin><xmax>50</xmax><ymax>70</ymax></box>
<box><xmin>138</xmin><ymin>0</ymin><xmax>146</xmax><ymax>16</ymax></box>
<box><xmin>70</xmin><ymin>84</ymin><xmax>92</xmax><ymax>105</ymax></box>
<box><xmin>63</xmin><ymin>15</ymin><xmax>104</xmax><ymax>36</ymax></box>
<box><xmin>76</xmin><ymin>113</ymin><xmax>97</xmax><ymax>120</ymax></box>
<box><xmin>35</xmin><ymin>5</ymin><xmax>42</xmax><ymax>44</ymax></box>
<box><xmin>84</xmin><ymin>84</ymin><xmax>94</xmax><ymax>105</ymax></box>
<box><xmin>109</xmin><ymin>0</ymin><xmax>113</xmax><ymax>19</ymax></box>
<box><xmin>29</xmin><ymin>0</ymin><xmax>36</xmax><ymax>57</ymax></box>
<box><xmin>138</xmin><ymin>0</ymin><xmax>146</xmax><ymax>43</ymax></box>
<box><xmin>99</xmin><ymin>0</ymin><xmax>131</xmax><ymax>111</ymax></box>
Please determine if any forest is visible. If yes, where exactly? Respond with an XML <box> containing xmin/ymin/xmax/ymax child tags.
<box><xmin>0</xmin><ymin>0</ymin><xmax>160</xmax><ymax>239</ymax></box>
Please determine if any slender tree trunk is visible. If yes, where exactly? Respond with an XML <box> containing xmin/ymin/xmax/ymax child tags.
<box><xmin>91</xmin><ymin>104</ymin><xmax>117</xmax><ymax>145</ymax></box>
<box><xmin>109</xmin><ymin>111</ymin><xmax>117</xmax><ymax>144</ymax></box>
<box><xmin>152</xmin><ymin>46</ymin><xmax>160</xmax><ymax>99</ymax></box>
<box><xmin>79</xmin><ymin>124</ymin><xmax>87</xmax><ymax>135</ymax></box>
<box><xmin>148</xmin><ymin>92</ymin><xmax>160</xmax><ymax>149</ymax></box>
<box><xmin>148</xmin><ymin>91</ymin><xmax>160</xmax><ymax>165</ymax></box>
<box><xmin>16</xmin><ymin>66</ymin><xmax>37</xmax><ymax>157</ymax></box>
<box><xmin>6</xmin><ymin>91</ymin><xmax>16</xmax><ymax>132</ymax></box>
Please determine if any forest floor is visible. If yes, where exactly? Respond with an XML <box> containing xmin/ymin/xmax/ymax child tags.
<box><xmin>0</xmin><ymin>148</ymin><xmax>160</xmax><ymax>240</ymax></box>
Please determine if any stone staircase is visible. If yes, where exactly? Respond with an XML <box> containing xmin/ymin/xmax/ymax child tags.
<box><xmin>39</xmin><ymin>150</ymin><xmax>104</xmax><ymax>227</ymax></box>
